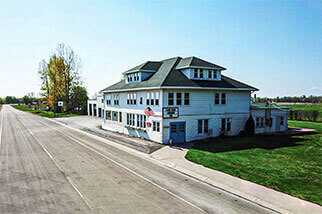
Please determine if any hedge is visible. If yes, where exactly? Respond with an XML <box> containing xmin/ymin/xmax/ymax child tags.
<box><xmin>289</xmin><ymin>109</ymin><xmax>319</xmax><ymax>122</ymax></box>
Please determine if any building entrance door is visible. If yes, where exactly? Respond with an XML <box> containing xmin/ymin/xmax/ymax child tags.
<box><xmin>170</xmin><ymin>122</ymin><xmax>186</xmax><ymax>143</ymax></box>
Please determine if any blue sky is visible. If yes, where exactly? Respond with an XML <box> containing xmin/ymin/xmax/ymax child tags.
<box><xmin>0</xmin><ymin>0</ymin><xmax>321</xmax><ymax>98</ymax></box>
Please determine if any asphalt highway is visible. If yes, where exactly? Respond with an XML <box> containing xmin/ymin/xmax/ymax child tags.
<box><xmin>0</xmin><ymin>105</ymin><xmax>276</xmax><ymax>214</ymax></box>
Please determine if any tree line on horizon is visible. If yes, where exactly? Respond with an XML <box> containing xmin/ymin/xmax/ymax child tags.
<box><xmin>255</xmin><ymin>95</ymin><xmax>321</xmax><ymax>104</ymax></box>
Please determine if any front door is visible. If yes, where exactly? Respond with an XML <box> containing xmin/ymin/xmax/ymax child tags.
<box><xmin>170</xmin><ymin>122</ymin><xmax>186</xmax><ymax>143</ymax></box>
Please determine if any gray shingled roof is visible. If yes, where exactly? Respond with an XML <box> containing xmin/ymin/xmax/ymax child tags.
<box><xmin>176</xmin><ymin>56</ymin><xmax>226</xmax><ymax>70</ymax></box>
<box><xmin>101</xmin><ymin>56</ymin><xmax>258</xmax><ymax>92</ymax></box>
<box><xmin>122</xmin><ymin>61</ymin><xmax>162</xmax><ymax>74</ymax></box>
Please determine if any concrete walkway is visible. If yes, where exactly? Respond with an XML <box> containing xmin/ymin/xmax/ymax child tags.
<box><xmin>150</xmin><ymin>145</ymin><xmax>321</xmax><ymax>214</ymax></box>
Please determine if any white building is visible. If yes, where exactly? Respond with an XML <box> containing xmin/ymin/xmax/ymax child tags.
<box><xmin>95</xmin><ymin>56</ymin><xmax>288</xmax><ymax>144</ymax></box>
<box><xmin>87</xmin><ymin>93</ymin><xmax>104</xmax><ymax>118</ymax></box>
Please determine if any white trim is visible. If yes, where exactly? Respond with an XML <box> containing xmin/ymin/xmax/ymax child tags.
<box><xmin>102</xmin><ymin>86</ymin><xmax>258</xmax><ymax>93</ymax></box>
<box><xmin>122</xmin><ymin>69</ymin><xmax>157</xmax><ymax>75</ymax></box>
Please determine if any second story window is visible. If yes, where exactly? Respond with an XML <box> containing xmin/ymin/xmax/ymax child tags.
<box><xmin>215</xmin><ymin>93</ymin><xmax>220</xmax><ymax>104</ymax></box>
<box><xmin>184</xmin><ymin>93</ymin><xmax>189</xmax><ymax>105</ymax></box>
<box><xmin>194</xmin><ymin>69</ymin><xmax>198</xmax><ymax>78</ymax></box>
<box><xmin>127</xmin><ymin>93</ymin><xmax>136</xmax><ymax>105</ymax></box>
<box><xmin>151</xmin><ymin>92</ymin><xmax>155</xmax><ymax>105</ymax></box>
<box><xmin>155</xmin><ymin>92</ymin><xmax>159</xmax><ymax>105</ymax></box>
<box><xmin>199</xmin><ymin>69</ymin><xmax>204</xmax><ymax>78</ymax></box>
<box><xmin>221</xmin><ymin>93</ymin><xmax>226</xmax><ymax>104</ymax></box>
<box><xmin>208</xmin><ymin>70</ymin><xmax>212</xmax><ymax>79</ymax></box>
<box><xmin>113</xmin><ymin>94</ymin><xmax>119</xmax><ymax>105</ymax></box>
<box><xmin>168</xmin><ymin>93</ymin><xmax>174</xmax><ymax>105</ymax></box>
<box><xmin>106</xmin><ymin>94</ymin><xmax>111</xmax><ymax>105</ymax></box>
<box><xmin>176</xmin><ymin>92</ymin><xmax>182</xmax><ymax>105</ymax></box>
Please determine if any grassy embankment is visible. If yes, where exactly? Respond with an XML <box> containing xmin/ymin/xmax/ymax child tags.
<box><xmin>12</xmin><ymin>105</ymin><xmax>83</xmax><ymax>118</ymax></box>
<box><xmin>186</xmin><ymin>120</ymin><xmax>322</xmax><ymax>205</ymax></box>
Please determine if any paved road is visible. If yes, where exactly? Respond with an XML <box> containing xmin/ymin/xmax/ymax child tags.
<box><xmin>0</xmin><ymin>105</ymin><xmax>275</xmax><ymax>214</ymax></box>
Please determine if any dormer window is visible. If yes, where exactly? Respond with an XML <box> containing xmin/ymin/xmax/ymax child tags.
<box><xmin>199</xmin><ymin>69</ymin><xmax>204</xmax><ymax>78</ymax></box>
<box><xmin>194</xmin><ymin>69</ymin><xmax>198</xmax><ymax>78</ymax></box>
<box><xmin>214</xmin><ymin>70</ymin><xmax>217</xmax><ymax>79</ymax></box>
<box><xmin>208</xmin><ymin>70</ymin><xmax>212</xmax><ymax>79</ymax></box>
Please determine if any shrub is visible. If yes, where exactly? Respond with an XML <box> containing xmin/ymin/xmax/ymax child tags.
<box><xmin>245</xmin><ymin>115</ymin><xmax>255</xmax><ymax>136</ymax></box>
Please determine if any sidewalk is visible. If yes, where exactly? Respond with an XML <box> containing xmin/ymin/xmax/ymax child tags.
<box><xmin>150</xmin><ymin>145</ymin><xmax>321</xmax><ymax>214</ymax></box>
<box><xmin>53</xmin><ymin>116</ymin><xmax>163</xmax><ymax>154</ymax></box>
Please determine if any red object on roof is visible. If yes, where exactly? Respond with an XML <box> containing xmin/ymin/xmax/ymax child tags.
<box><xmin>144</xmin><ymin>107</ymin><xmax>154</xmax><ymax>117</ymax></box>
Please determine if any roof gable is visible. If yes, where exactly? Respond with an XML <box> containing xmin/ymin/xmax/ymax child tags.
<box><xmin>176</xmin><ymin>56</ymin><xmax>226</xmax><ymax>70</ymax></box>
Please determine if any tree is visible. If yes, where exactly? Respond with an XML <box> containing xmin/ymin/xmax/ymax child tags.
<box><xmin>4</xmin><ymin>96</ymin><xmax>18</xmax><ymax>104</ymax></box>
<box><xmin>56</xmin><ymin>43</ymin><xmax>81</xmax><ymax>113</ymax></box>
<box><xmin>38</xmin><ymin>59</ymin><xmax>49</xmax><ymax>101</ymax></box>
<box><xmin>70</xmin><ymin>86</ymin><xmax>88</xmax><ymax>114</ymax></box>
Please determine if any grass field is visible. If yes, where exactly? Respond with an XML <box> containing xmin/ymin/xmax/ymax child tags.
<box><xmin>185</xmin><ymin>121</ymin><xmax>322</xmax><ymax>205</ymax></box>
<box><xmin>12</xmin><ymin>105</ymin><xmax>83</xmax><ymax>118</ymax></box>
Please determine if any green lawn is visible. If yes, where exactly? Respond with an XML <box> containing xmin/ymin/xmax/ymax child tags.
<box><xmin>185</xmin><ymin>121</ymin><xmax>322</xmax><ymax>205</ymax></box>
<box><xmin>12</xmin><ymin>105</ymin><xmax>83</xmax><ymax>118</ymax></box>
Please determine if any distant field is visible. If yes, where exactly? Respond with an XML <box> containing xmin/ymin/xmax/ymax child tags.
<box><xmin>12</xmin><ymin>105</ymin><xmax>83</xmax><ymax>118</ymax></box>
<box><xmin>280</xmin><ymin>104</ymin><xmax>322</xmax><ymax>122</ymax></box>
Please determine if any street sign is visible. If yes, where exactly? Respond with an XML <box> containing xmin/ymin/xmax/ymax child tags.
<box><xmin>58</xmin><ymin>101</ymin><xmax>63</xmax><ymax>107</ymax></box>
<box><xmin>162</xmin><ymin>107</ymin><xmax>179</xmax><ymax>118</ymax></box>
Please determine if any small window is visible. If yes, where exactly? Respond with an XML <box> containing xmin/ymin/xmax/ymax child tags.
<box><xmin>214</xmin><ymin>71</ymin><xmax>217</xmax><ymax>79</ymax></box>
<box><xmin>227</xmin><ymin>118</ymin><xmax>231</xmax><ymax>131</ymax></box>
<box><xmin>171</xmin><ymin>124</ymin><xmax>177</xmax><ymax>133</ymax></box>
<box><xmin>204</xmin><ymin>119</ymin><xmax>209</xmax><ymax>133</ymax></box>
<box><xmin>280</xmin><ymin>116</ymin><xmax>284</xmax><ymax>125</ymax></box>
<box><xmin>256</xmin><ymin>117</ymin><xmax>260</xmax><ymax>127</ymax></box>
<box><xmin>140</xmin><ymin>97</ymin><xmax>143</xmax><ymax>105</ymax></box>
<box><xmin>208</xmin><ymin>70</ymin><xmax>212</xmax><ymax>79</ymax></box>
<box><xmin>261</xmin><ymin>117</ymin><xmax>264</xmax><ymax>127</ymax></box>
<box><xmin>168</xmin><ymin>93</ymin><xmax>174</xmax><ymax>105</ymax></box>
<box><xmin>199</xmin><ymin>69</ymin><xmax>204</xmax><ymax>78</ymax></box>
<box><xmin>151</xmin><ymin>92</ymin><xmax>155</xmax><ymax>105</ymax></box>
<box><xmin>119</xmin><ymin>112</ymin><xmax>122</xmax><ymax>122</ymax></box>
<box><xmin>184</xmin><ymin>93</ymin><xmax>189</xmax><ymax>105</ymax></box>
<box><xmin>221</xmin><ymin>93</ymin><xmax>226</xmax><ymax>104</ymax></box>
<box><xmin>176</xmin><ymin>92</ymin><xmax>182</xmax><ymax>105</ymax></box>
<box><xmin>198</xmin><ymin>120</ymin><xmax>203</xmax><ymax>134</ymax></box>
<box><xmin>179</xmin><ymin>124</ymin><xmax>184</xmax><ymax>132</ymax></box>
<box><xmin>194</xmin><ymin>69</ymin><xmax>198</xmax><ymax>78</ymax></box>
<box><xmin>215</xmin><ymin>93</ymin><xmax>220</xmax><ymax>104</ymax></box>
<box><xmin>153</xmin><ymin>121</ymin><xmax>160</xmax><ymax>132</ymax></box>
<box><xmin>155</xmin><ymin>92</ymin><xmax>159</xmax><ymax>105</ymax></box>
<box><xmin>146</xmin><ymin>93</ymin><xmax>150</xmax><ymax>105</ymax></box>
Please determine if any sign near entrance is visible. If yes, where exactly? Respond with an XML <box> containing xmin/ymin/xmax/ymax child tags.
<box><xmin>58</xmin><ymin>101</ymin><xmax>63</xmax><ymax>107</ymax></box>
<box><xmin>162</xmin><ymin>107</ymin><xmax>179</xmax><ymax>118</ymax></box>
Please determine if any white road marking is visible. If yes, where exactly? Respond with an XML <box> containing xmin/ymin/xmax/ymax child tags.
<box><xmin>38</xmin><ymin>120</ymin><xmax>207</xmax><ymax>213</ymax></box>
<box><xmin>28</xmin><ymin>129</ymin><xmax>94</xmax><ymax>210</ymax></box>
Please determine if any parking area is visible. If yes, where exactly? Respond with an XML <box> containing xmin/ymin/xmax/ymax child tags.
<box><xmin>53</xmin><ymin>116</ymin><xmax>163</xmax><ymax>154</ymax></box>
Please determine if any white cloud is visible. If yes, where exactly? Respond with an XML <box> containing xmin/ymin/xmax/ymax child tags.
<box><xmin>309</xmin><ymin>87</ymin><xmax>322</xmax><ymax>91</ymax></box>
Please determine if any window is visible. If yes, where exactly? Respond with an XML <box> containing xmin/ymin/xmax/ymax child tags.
<box><xmin>151</xmin><ymin>92</ymin><xmax>155</xmax><ymax>105</ymax></box>
<box><xmin>106</xmin><ymin>111</ymin><xmax>111</xmax><ymax>120</ymax></box>
<box><xmin>184</xmin><ymin>93</ymin><xmax>189</xmax><ymax>105</ymax></box>
<box><xmin>280</xmin><ymin>116</ymin><xmax>284</xmax><ymax>125</ymax></box>
<box><xmin>137</xmin><ymin>114</ymin><xmax>146</xmax><ymax>128</ymax></box>
<box><xmin>221</xmin><ymin>118</ymin><xmax>231</xmax><ymax>132</ymax></box>
<box><xmin>208</xmin><ymin>70</ymin><xmax>212</xmax><ymax>79</ymax></box>
<box><xmin>106</xmin><ymin>94</ymin><xmax>111</xmax><ymax>105</ymax></box>
<box><xmin>214</xmin><ymin>71</ymin><xmax>217</xmax><ymax>79</ymax></box>
<box><xmin>176</xmin><ymin>92</ymin><xmax>182</xmax><ymax>105</ymax></box>
<box><xmin>127</xmin><ymin>93</ymin><xmax>136</xmax><ymax>105</ymax></box>
<box><xmin>140</xmin><ymin>97</ymin><xmax>143</xmax><ymax>105</ymax></box>
<box><xmin>221</xmin><ymin>93</ymin><xmax>226</xmax><ymax>104</ymax></box>
<box><xmin>155</xmin><ymin>92</ymin><xmax>159</xmax><ymax>105</ymax></box>
<box><xmin>198</xmin><ymin>120</ymin><xmax>203</xmax><ymax>134</ymax></box>
<box><xmin>204</xmin><ymin>119</ymin><xmax>209</xmax><ymax>133</ymax></box>
<box><xmin>168</xmin><ymin>93</ymin><xmax>174</xmax><ymax>105</ymax></box>
<box><xmin>199</xmin><ymin>69</ymin><xmax>204</xmax><ymax>78</ymax></box>
<box><xmin>112</xmin><ymin>111</ymin><xmax>118</xmax><ymax>121</ymax></box>
<box><xmin>194</xmin><ymin>68</ymin><xmax>198</xmax><ymax>78</ymax></box>
<box><xmin>153</xmin><ymin>121</ymin><xmax>160</xmax><ymax>132</ymax></box>
<box><xmin>198</xmin><ymin>119</ymin><xmax>209</xmax><ymax>134</ymax></box>
<box><xmin>215</xmin><ymin>93</ymin><xmax>220</xmax><ymax>104</ymax></box>
<box><xmin>215</xmin><ymin>93</ymin><xmax>226</xmax><ymax>105</ymax></box>
<box><xmin>119</xmin><ymin>112</ymin><xmax>122</xmax><ymax>122</ymax></box>
<box><xmin>146</xmin><ymin>92</ymin><xmax>150</xmax><ymax>105</ymax></box>
<box><xmin>126</xmin><ymin>113</ymin><xmax>135</xmax><ymax>126</ymax></box>
<box><xmin>256</xmin><ymin>117</ymin><xmax>265</xmax><ymax>128</ymax></box>
<box><xmin>113</xmin><ymin>94</ymin><xmax>119</xmax><ymax>105</ymax></box>
<box><xmin>171</xmin><ymin>124</ymin><xmax>177</xmax><ymax>133</ymax></box>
